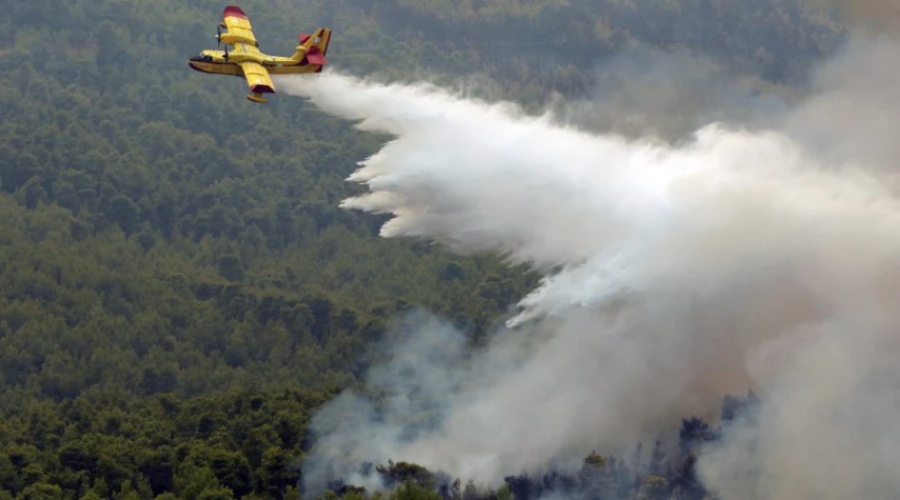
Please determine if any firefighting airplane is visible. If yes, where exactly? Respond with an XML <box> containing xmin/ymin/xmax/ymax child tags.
<box><xmin>189</xmin><ymin>5</ymin><xmax>332</xmax><ymax>103</ymax></box>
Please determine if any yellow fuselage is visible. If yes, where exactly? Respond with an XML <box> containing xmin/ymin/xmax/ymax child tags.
<box><xmin>188</xmin><ymin>48</ymin><xmax>322</xmax><ymax>77</ymax></box>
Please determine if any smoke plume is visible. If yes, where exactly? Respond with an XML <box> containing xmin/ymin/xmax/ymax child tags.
<box><xmin>275</xmin><ymin>34</ymin><xmax>900</xmax><ymax>500</ymax></box>
<box><xmin>547</xmin><ymin>48</ymin><xmax>789</xmax><ymax>142</ymax></box>
<box><xmin>805</xmin><ymin>0</ymin><xmax>900</xmax><ymax>32</ymax></box>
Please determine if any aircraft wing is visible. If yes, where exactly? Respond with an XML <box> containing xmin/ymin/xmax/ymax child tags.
<box><xmin>239</xmin><ymin>61</ymin><xmax>275</xmax><ymax>94</ymax></box>
<box><xmin>222</xmin><ymin>5</ymin><xmax>257</xmax><ymax>45</ymax></box>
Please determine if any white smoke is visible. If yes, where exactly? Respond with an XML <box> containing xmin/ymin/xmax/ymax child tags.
<box><xmin>275</xmin><ymin>35</ymin><xmax>900</xmax><ymax>500</ymax></box>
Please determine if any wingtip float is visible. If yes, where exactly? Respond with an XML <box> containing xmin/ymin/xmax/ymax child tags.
<box><xmin>189</xmin><ymin>5</ymin><xmax>332</xmax><ymax>104</ymax></box>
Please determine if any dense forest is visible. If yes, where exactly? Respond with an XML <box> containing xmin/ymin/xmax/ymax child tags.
<box><xmin>0</xmin><ymin>1</ymin><xmax>843</xmax><ymax>499</ymax></box>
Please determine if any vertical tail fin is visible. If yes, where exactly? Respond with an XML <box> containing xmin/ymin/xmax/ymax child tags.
<box><xmin>292</xmin><ymin>28</ymin><xmax>332</xmax><ymax>69</ymax></box>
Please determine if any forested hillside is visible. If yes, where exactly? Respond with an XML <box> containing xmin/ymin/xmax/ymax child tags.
<box><xmin>0</xmin><ymin>1</ymin><xmax>842</xmax><ymax>499</ymax></box>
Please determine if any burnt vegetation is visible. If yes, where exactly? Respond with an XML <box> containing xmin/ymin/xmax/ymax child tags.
<box><xmin>315</xmin><ymin>392</ymin><xmax>759</xmax><ymax>500</ymax></box>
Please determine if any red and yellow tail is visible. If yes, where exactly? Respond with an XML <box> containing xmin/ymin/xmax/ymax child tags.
<box><xmin>292</xmin><ymin>28</ymin><xmax>332</xmax><ymax>70</ymax></box>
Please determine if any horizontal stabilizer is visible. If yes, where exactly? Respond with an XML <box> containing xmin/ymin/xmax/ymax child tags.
<box><xmin>306</xmin><ymin>46</ymin><xmax>326</xmax><ymax>66</ymax></box>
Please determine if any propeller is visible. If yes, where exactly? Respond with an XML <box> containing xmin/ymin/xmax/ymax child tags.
<box><xmin>215</xmin><ymin>24</ymin><xmax>229</xmax><ymax>61</ymax></box>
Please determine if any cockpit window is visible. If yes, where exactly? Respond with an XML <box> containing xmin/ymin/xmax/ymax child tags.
<box><xmin>190</xmin><ymin>53</ymin><xmax>216</xmax><ymax>63</ymax></box>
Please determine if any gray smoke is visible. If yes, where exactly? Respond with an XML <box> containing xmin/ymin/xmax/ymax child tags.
<box><xmin>805</xmin><ymin>0</ymin><xmax>900</xmax><ymax>32</ymax></box>
<box><xmin>548</xmin><ymin>48</ymin><xmax>789</xmax><ymax>143</ymax></box>
<box><xmin>275</xmin><ymin>34</ymin><xmax>900</xmax><ymax>500</ymax></box>
<box><xmin>783</xmin><ymin>37</ymin><xmax>900</xmax><ymax>175</ymax></box>
<box><xmin>700</xmin><ymin>325</ymin><xmax>900</xmax><ymax>499</ymax></box>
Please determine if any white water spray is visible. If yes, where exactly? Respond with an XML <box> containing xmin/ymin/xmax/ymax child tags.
<box><xmin>275</xmin><ymin>36</ymin><xmax>900</xmax><ymax>499</ymax></box>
